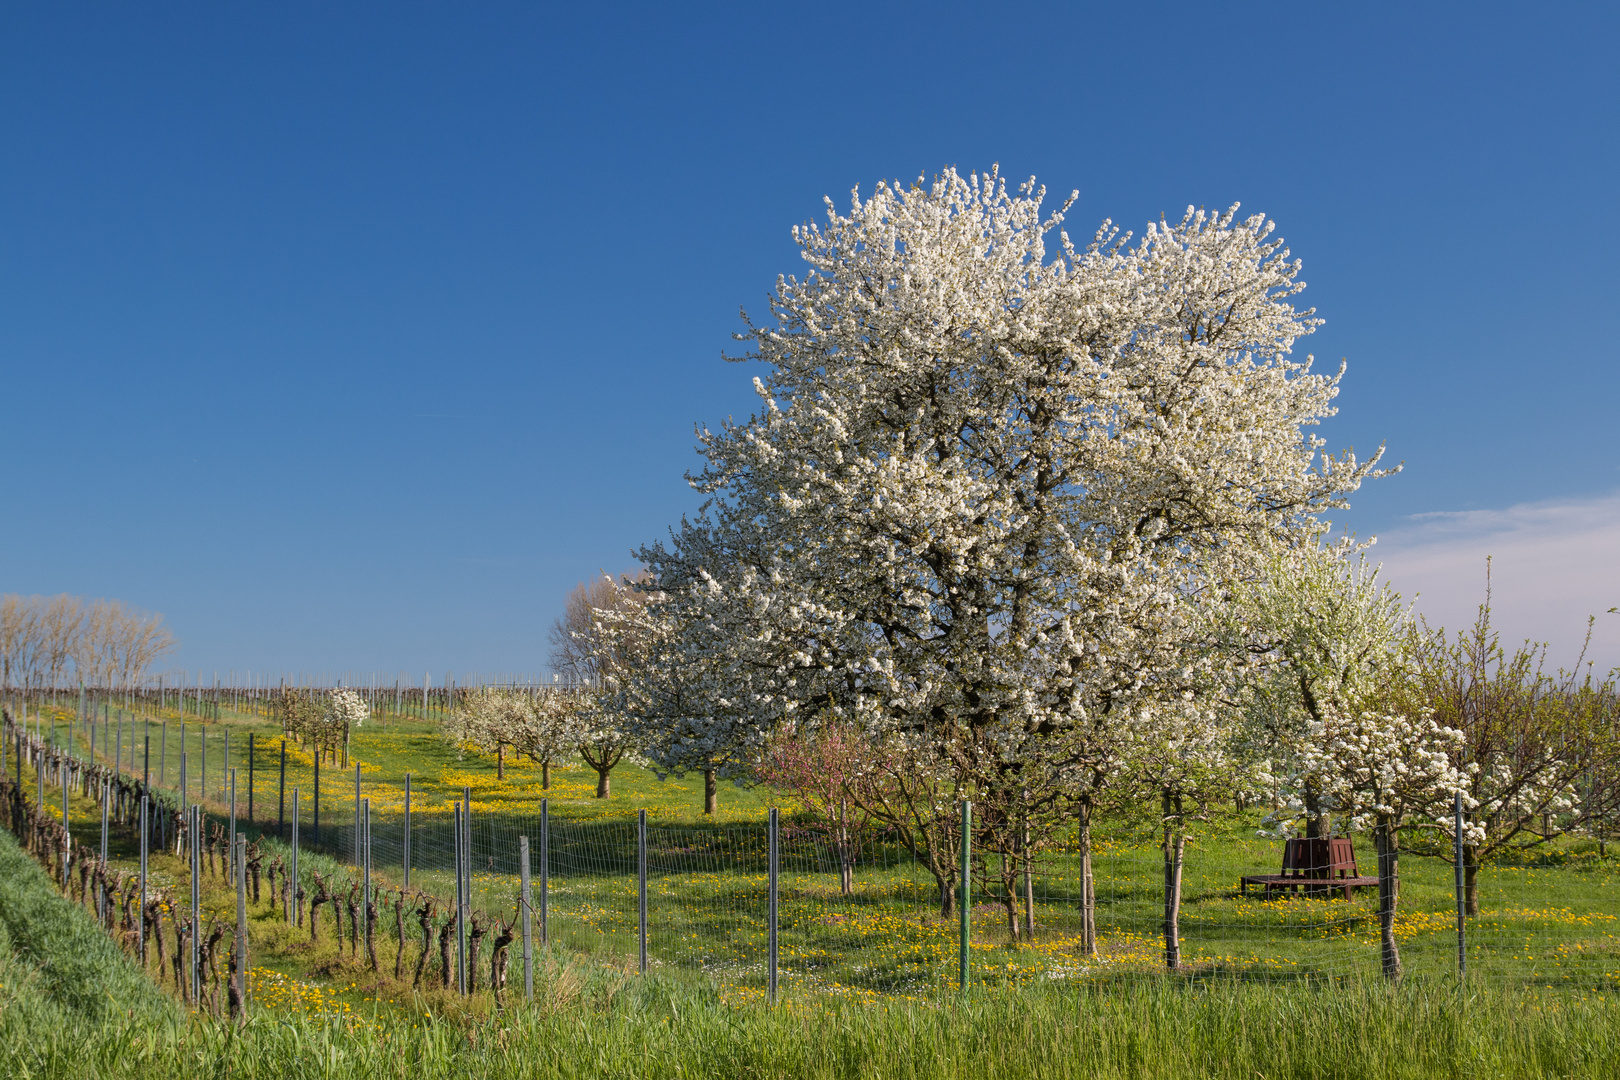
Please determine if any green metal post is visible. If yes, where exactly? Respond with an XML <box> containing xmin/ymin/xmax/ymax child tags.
<box><xmin>959</xmin><ymin>799</ymin><xmax>971</xmax><ymax>992</ymax></box>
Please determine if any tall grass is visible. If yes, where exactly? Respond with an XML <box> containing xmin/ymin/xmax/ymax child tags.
<box><xmin>4</xmin><ymin>972</ymin><xmax>1618</xmax><ymax>1079</ymax></box>
<box><xmin>0</xmin><ymin>822</ymin><xmax>174</xmax><ymax>1026</ymax></box>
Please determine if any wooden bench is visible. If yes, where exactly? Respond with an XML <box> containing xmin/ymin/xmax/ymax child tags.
<box><xmin>1241</xmin><ymin>837</ymin><xmax>1380</xmax><ymax>901</ymax></box>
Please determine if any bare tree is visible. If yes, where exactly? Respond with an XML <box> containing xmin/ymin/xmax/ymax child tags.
<box><xmin>1</xmin><ymin>595</ymin><xmax>43</xmax><ymax>691</ymax></box>
<box><xmin>108</xmin><ymin>603</ymin><xmax>176</xmax><ymax>689</ymax></box>
<box><xmin>1</xmin><ymin>593</ymin><xmax>173</xmax><ymax>690</ymax></box>
<box><xmin>548</xmin><ymin>573</ymin><xmax>651</xmax><ymax>798</ymax></box>
<box><xmin>39</xmin><ymin>594</ymin><xmax>84</xmax><ymax>688</ymax></box>
<box><xmin>548</xmin><ymin>571</ymin><xmax>653</xmax><ymax>685</ymax></box>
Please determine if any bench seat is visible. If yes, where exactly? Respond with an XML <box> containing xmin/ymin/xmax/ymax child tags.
<box><xmin>1240</xmin><ymin>837</ymin><xmax>1380</xmax><ymax>901</ymax></box>
<box><xmin>1240</xmin><ymin>872</ymin><xmax>1379</xmax><ymax>901</ymax></box>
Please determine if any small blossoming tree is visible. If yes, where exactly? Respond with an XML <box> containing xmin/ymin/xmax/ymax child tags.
<box><xmin>446</xmin><ymin>688</ymin><xmax>579</xmax><ymax>786</ymax></box>
<box><xmin>756</xmin><ymin>718</ymin><xmax>888</xmax><ymax>895</ymax></box>
<box><xmin>1301</xmin><ymin>709</ymin><xmax>1476</xmax><ymax>980</ymax></box>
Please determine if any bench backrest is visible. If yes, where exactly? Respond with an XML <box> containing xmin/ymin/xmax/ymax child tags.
<box><xmin>1280</xmin><ymin>837</ymin><xmax>1361</xmax><ymax>877</ymax></box>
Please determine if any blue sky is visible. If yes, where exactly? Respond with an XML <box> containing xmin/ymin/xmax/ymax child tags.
<box><xmin>2</xmin><ymin>2</ymin><xmax>1617</xmax><ymax>676</ymax></box>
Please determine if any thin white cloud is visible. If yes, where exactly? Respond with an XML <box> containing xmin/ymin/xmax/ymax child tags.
<box><xmin>1369</xmin><ymin>492</ymin><xmax>1620</xmax><ymax>673</ymax></box>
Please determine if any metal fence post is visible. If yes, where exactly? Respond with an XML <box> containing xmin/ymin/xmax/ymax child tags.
<box><xmin>60</xmin><ymin>761</ymin><xmax>70</xmax><ymax>887</ymax></box>
<box><xmin>362</xmin><ymin>797</ymin><xmax>371</xmax><ymax>948</ymax></box>
<box><xmin>229</xmin><ymin>768</ymin><xmax>237</xmax><ymax>860</ymax></box>
<box><xmin>278</xmin><ymin>741</ymin><xmax>286</xmax><ymax>839</ymax></box>
<box><xmin>403</xmin><ymin>773</ymin><xmax>412</xmax><ymax>887</ymax></box>
<box><xmin>139</xmin><ymin>795</ymin><xmax>149</xmax><ymax>966</ymax></box>
<box><xmin>462</xmin><ymin>787</ymin><xmax>472</xmax><ymax>993</ymax></box>
<box><xmin>235</xmin><ymin>835</ymin><xmax>248</xmax><ymax>1019</ymax></box>
<box><xmin>247</xmin><ymin>733</ymin><xmax>254</xmax><ymax>822</ymax></box>
<box><xmin>540</xmin><ymin>797</ymin><xmax>549</xmax><ymax>945</ymax></box>
<box><xmin>959</xmin><ymin>800</ymin><xmax>971</xmax><ymax>992</ymax></box>
<box><xmin>520</xmin><ymin>834</ymin><xmax>533</xmax><ymax>1002</ymax></box>
<box><xmin>1455</xmin><ymin>790</ymin><xmax>1467</xmax><ymax>978</ymax></box>
<box><xmin>454</xmin><ymin>803</ymin><xmax>466</xmax><ymax>995</ymax></box>
<box><xmin>190</xmin><ymin>805</ymin><xmax>201</xmax><ymax>1003</ymax></box>
<box><xmin>99</xmin><ymin>779</ymin><xmax>110</xmax><ymax>877</ymax></box>
<box><xmin>768</xmin><ymin>806</ymin><xmax>779</xmax><ymax>1004</ymax></box>
<box><xmin>289</xmin><ymin>787</ymin><xmax>300</xmax><ymax>927</ymax></box>
<box><xmin>638</xmin><ymin>808</ymin><xmax>648</xmax><ymax>975</ymax></box>
<box><xmin>354</xmin><ymin>763</ymin><xmax>362</xmax><ymax>866</ymax></box>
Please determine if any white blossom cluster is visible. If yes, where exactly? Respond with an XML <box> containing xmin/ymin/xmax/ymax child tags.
<box><xmin>1297</xmin><ymin>710</ymin><xmax>1482</xmax><ymax>845</ymax></box>
<box><xmin>325</xmin><ymin>688</ymin><xmax>371</xmax><ymax>730</ymax></box>
<box><xmin>447</xmin><ymin>687</ymin><xmax>580</xmax><ymax>766</ymax></box>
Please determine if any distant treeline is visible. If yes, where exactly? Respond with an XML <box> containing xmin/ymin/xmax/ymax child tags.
<box><xmin>1</xmin><ymin>593</ymin><xmax>176</xmax><ymax>691</ymax></box>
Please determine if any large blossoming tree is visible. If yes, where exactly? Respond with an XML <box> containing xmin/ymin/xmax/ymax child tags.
<box><xmin>626</xmin><ymin>167</ymin><xmax>1383</xmax><ymax>931</ymax></box>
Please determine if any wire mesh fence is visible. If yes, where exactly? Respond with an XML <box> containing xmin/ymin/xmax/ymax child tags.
<box><xmin>2</xmin><ymin>689</ymin><xmax>1616</xmax><ymax>1008</ymax></box>
<box><xmin>294</xmin><ymin>791</ymin><xmax>1620</xmax><ymax>1000</ymax></box>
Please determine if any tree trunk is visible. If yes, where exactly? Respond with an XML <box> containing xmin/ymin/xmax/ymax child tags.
<box><xmin>1303</xmin><ymin>779</ymin><xmax>1328</xmax><ymax>840</ymax></box>
<box><xmin>468</xmin><ymin>916</ymin><xmax>487</xmax><ymax>992</ymax></box>
<box><xmin>542</xmin><ymin>760</ymin><xmax>550</xmax><ymax>790</ymax></box>
<box><xmin>1162</xmin><ymin>788</ymin><xmax>1184</xmax><ymax>971</ymax></box>
<box><xmin>365</xmin><ymin>892</ymin><xmax>378</xmax><ymax>971</ymax></box>
<box><xmin>490</xmin><ymin>925</ymin><xmax>514</xmax><ymax>1009</ymax></box>
<box><xmin>309</xmin><ymin>876</ymin><xmax>329</xmax><ymax>943</ymax></box>
<box><xmin>595</xmin><ymin>766</ymin><xmax>610</xmax><ymax>798</ymax></box>
<box><xmin>414</xmin><ymin>905</ymin><xmax>434</xmax><ymax>989</ymax></box>
<box><xmin>1463</xmin><ymin>843</ymin><xmax>1480</xmax><ymax>917</ymax></box>
<box><xmin>1375</xmin><ymin>814</ymin><xmax>1402</xmax><ymax>982</ymax></box>
<box><xmin>438</xmin><ymin>916</ymin><xmax>455</xmax><ymax>989</ymax></box>
<box><xmin>998</xmin><ymin>850</ymin><xmax>1021</xmax><ymax>943</ymax></box>
<box><xmin>345</xmin><ymin>887</ymin><xmax>361</xmax><ymax>958</ymax></box>
<box><xmin>938</xmin><ymin>880</ymin><xmax>955</xmax><ymax>918</ymax></box>
<box><xmin>227</xmin><ymin>941</ymin><xmax>244</xmax><ymax>1021</ymax></box>
<box><xmin>175</xmin><ymin>922</ymin><xmax>191</xmax><ymax>1005</ymax></box>
<box><xmin>1022</xmin><ymin>833</ymin><xmax>1035</xmax><ymax>941</ymax></box>
<box><xmin>838</xmin><ymin>817</ymin><xmax>854</xmax><ymax>896</ymax></box>
<box><xmin>703</xmin><ymin>768</ymin><xmax>717</xmax><ymax>815</ymax></box>
<box><xmin>496</xmin><ymin>743</ymin><xmax>504</xmax><ymax>781</ymax></box>
<box><xmin>148</xmin><ymin>902</ymin><xmax>166</xmax><ymax>976</ymax></box>
<box><xmin>394</xmin><ymin>894</ymin><xmax>406</xmax><ymax>980</ymax></box>
<box><xmin>1018</xmin><ymin>799</ymin><xmax>1034</xmax><ymax>941</ymax></box>
<box><xmin>1077</xmin><ymin>797</ymin><xmax>1096</xmax><ymax>957</ymax></box>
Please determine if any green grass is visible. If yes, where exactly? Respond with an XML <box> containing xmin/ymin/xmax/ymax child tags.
<box><xmin>0</xmin><ymin>819</ymin><xmax>176</xmax><ymax>1027</ymax></box>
